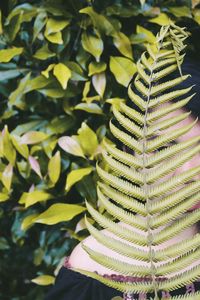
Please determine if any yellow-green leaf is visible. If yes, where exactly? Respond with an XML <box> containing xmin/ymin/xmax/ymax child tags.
<box><xmin>0</xmin><ymin>47</ymin><xmax>23</xmax><ymax>63</ymax></box>
<box><xmin>136</xmin><ymin>25</ymin><xmax>156</xmax><ymax>44</ymax></box>
<box><xmin>81</xmin><ymin>31</ymin><xmax>103</xmax><ymax>62</ymax></box>
<box><xmin>21</xmin><ymin>213</ymin><xmax>39</xmax><ymax>231</ymax></box>
<box><xmin>74</xmin><ymin>103</ymin><xmax>102</xmax><ymax>114</ymax></box>
<box><xmin>88</xmin><ymin>61</ymin><xmax>107</xmax><ymax>76</ymax></box>
<box><xmin>1</xmin><ymin>163</ymin><xmax>13</xmax><ymax>191</ymax></box>
<box><xmin>65</xmin><ymin>167</ymin><xmax>93</xmax><ymax>192</ymax></box>
<box><xmin>149</xmin><ymin>13</ymin><xmax>170</xmax><ymax>26</ymax></box>
<box><xmin>2</xmin><ymin>126</ymin><xmax>16</xmax><ymax>165</ymax></box>
<box><xmin>0</xmin><ymin>193</ymin><xmax>9</xmax><ymax>203</ymax></box>
<box><xmin>41</xmin><ymin>64</ymin><xmax>55</xmax><ymax>78</ymax></box>
<box><xmin>77</xmin><ymin>122</ymin><xmax>98</xmax><ymax>158</ymax></box>
<box><xmin>53</xmin><ymin>63</ymin><xmax>71</xmax><ymax>89</ymax></box>
<box><xmin>31</xmin><ymin>275</ymin><xmax>55</xmax><ymax>286</ymax></box>
<box><xmin>19</xmin><ymin>190</ymin><xmax>52</xmax><ymax>208</ymax></box>
<box><xmin>58</xmin><ymin>136</ymin><xmax>85</xmax><ymax>158</ymax></box>
<box><xmin>113</xmin><ymin>32</ymin><xmax>133</xmax><ymax>59</ymax></box>
<box><xmin>11</xmin><ymin>135</ymin><xmax>29</xmax><ymax>159</ymax></box>
<box><xmin>92</xmin><ymin>72</ymin><xmax>106</xmax><ymax>97</ymax></box>
<box><xmin>45</xmin><ymin>32</ymin><xmax>63</xmax><ymax>44</ymax></box>
<box><xmin>34</xmin><ymin>203</ymin><xmax>86</xmax><ymax>225</ymax></box>
<box><xmin>48</xmin><ymin>151</ymin><xmax>61</xmax><ymax>184</ymax></box>
<box><xmin>45</xmin><ymin>18</ymin><xmax>70</xmax><ymax>35</ymax></box>
<box><xmin>20</xmin><ymin>131</ymin><xmax>49</xmax><ymax>144</ymax></box>
<box><xmin>169</xmin><ymin>6</ymin><xmax>192</xmax><ymax>18</ymax></box>
<box><xmin>0</xmin><ymin>10</ymin><xmax>2</xmax><ymax>34</ymax></box>
<box><xmin>33</xmin><ymin>44</ymin><xmax>55</xmax><ymax>60</ymax></box>
<box><xmin>28</xmin><ymin>155</ymin><xmax>42</xmax><ymax>178</ymax></box>
<box><xmin>109</xmin><ymin>56</ymin><xmax>137</xmax><ymax>87</ymax></box>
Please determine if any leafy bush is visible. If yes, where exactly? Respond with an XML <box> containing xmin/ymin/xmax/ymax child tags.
<box><xmin>0</xmin><ymin>1</ymin><xmax>199</xmax><ymax>299</ymax></box>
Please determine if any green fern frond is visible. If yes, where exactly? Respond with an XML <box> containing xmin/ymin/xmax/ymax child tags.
<box><xmin>74</xmin><ymin>23</ymin><xmax>200</xmax><ymax>299</ymax></box>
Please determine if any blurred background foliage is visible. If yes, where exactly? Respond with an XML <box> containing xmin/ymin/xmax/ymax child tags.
<box><xmin>0</xmin><ymin>0</ymin><xmax>199</xmax><ymax>299</ymax></box>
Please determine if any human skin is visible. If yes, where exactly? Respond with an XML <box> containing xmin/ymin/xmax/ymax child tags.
<box><xmin>68</xmin><ymin>108</ymin><xmax>200</xmax><ymax>278</ymax></box>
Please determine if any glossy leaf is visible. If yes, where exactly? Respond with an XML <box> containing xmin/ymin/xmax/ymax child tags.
<box><xmin>34</xmin><ymin>203</ymin><xmax>86</xmax><ymax>225</ymax></box>
<box><xmin>2</xmin><ymin>126</ymin><xmax>16</xmax><ymax>165</ymax></box>
<box><xmin>92</xmin><ymin>72</ymin><xmax>106</xmax><ymax>97</ymax></box>
<box><xmin>109</xmin><ymin>56</ymin><xmax>137</xmax><ymax>87</ymax></box>
<box><xmin>88</xmin><ymin>61</ymin><xmax>107</xmax><ymax>76</ymax></box>
<box><xmin>1</xmin><ymin>163</ymin><xmax>13</xmax><ymax>191</ymax></box>
<box><xmin>58</xmin><ymin>136</ymin><xmax>85</xmax><ymax>158</ymax></box>
<box><xmin>0</xmin><ymin>47</ymin><xmax>23</xmax><ymax>63</ymax></box>
<box><xmin>0</xmin><ymin>193</ymin><xmax>9</xmax><ymax>203</ymax></box>
<box><xmin>11</xmin><ymin>135</ymin><xmax>29</xmax><ymax>159</ymax></box>
<box><xmin>19</xmin><ymin>190</ymin><xmax>52</xmax><ymax>208</ymax></box>
<box><xmin>77</xmin><ymin>122</ymin><xmax>98</xmax><ymax>158</ymax></box>
<box><xmin>74</xmin><ymin>103</ymin><xmax>102</xmax><ymax>114</ymax></box>
<box><xmin>28</xmin><ymin>156</ymin><xmax>42</xmax><ymax>178</ymax></box>
<box><xmin>31</xmin><ymin>275</ymin><xmax>55</xmax><ymax>286</ymax></box>
<box><xmin>81</xmin><ymin>31</ymin><xmax>103</xmax><ymax>62</ymax></box>
<box><xmin>20</xmin><ymin>131</ymin><xmax>48</xmax><ymax>144</ymax></box>
<box><xmin>21</xmin><ymin>213</ymin><xmax>39</xmax><ymax>231</ymax></box>
<box><xmin>53</xmin><ymin>63</ymin><xmax>72</xmax><ymax>89</ymax></box>
<box><xmin>149</xmin><ymin>13</ymin><xmax>170</xmax><ymax>26</ymax></box>
<box><xmin>48</xmin><ymin>151</ymin><xmax>61</xmax><ymax>184</ymax></box>
<box><xmin>136</xmin><ymin>25</ymin><xmax>156</xmax><ymax>44</ymax></box>
<box><xmin>33</xmin><ymin>44</ymin><xmax>55</xmax><ymax>60</ymax></box>
<box><xmin>113</xmin><ymin>32</ymin><xmax>133</xmax><ymax>59</ymax></box>
<box><xmin>65</xmin><ymin>167</ymin><xmax>93</xmax><ymax>192</ymax></box>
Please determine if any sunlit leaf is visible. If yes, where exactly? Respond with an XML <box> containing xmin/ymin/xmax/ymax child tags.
<box><xmin>1</xmin><ymin>163</ymin><xmax>13</xmax><ymax>191</ymax></box>
<box><xmin>65</xmin><ymin>167</ymin><xmax>93</xmax><ymax>192</ymax></box>
<box><xmin>169</xmin><ymin>6</ymin><xmax>192</xmax><ymax>18</ymax></box>
<box><xmin>53</xmin><ymin>63</ymin><xmax>72</xmax><ymax>89</ymax></box>
<box><xmin>88</xmin><ymin>61</ymin><xmax>107</xmax><ymax>76</ymax></box>
<box><xmin>31</xmin><ymin>275</ymin><xmax>55</xmax><ymax>286</ymax></box>
<box><xmin>81</xmin><ymin>31</ymin><xmax>103</xmax><ymax>62</ymax></box>
<box><xmin>33</xmin><ymin>44</ymin><xmax>55</xmax><ymax>60</ymax></box>
<box><xmin>21</xmin><ymin>213</ymin><xmax>39</xmax><ymax>231</ymax></box>
<box><xmin>77</xmin><ymin>122</ymin><xmax>98</xmax><ymax>158</ymax></box>
<box><xmin>58</xmin><ymin>136</ymin><xmax>85</xmax><ymax>158</ymax></box>
<box><xmin>28</xmin><ymin>156</ymin><xmax>42</xmax><ymax>178</ymax></box>
<box><xmin>33</xmin><ymin>12</ymin><xmax>47</xmax><ymax>41</ymax></box>
<box><xmin>48</xmin><ymin>151</ymin><xmax>61</xmax><ymax>184</ymax></box>
<box><xmin>113</xmin><ymin>32</ymin><xmax>133</xmax><ymax>59</ymax></box>
<box><xmin>92</xmin><ymin>72</ymin><xmax>106</xmax><ymax>97</ymax></box>
<box><xmin>11</xmin><ymin>135</ymin><xmax>29</xmax><ymax>159</ymax></box>
<box><xmin>149</xmin><ymin>13</ymin><xmax>170</xmax><ymax>26</ymax></box>
<box><xmin>109</xmin><ymin>56</ymin><xmax>137</xmax><ymax>87</ymax></box>
<box><xmin>41</xmin><ymin>64</ymin><xmax>55</xmax><ymax>78</ymax></box>
<box><xmin>20</xmin><ymin>131</ymin><xmax>49</xmax><ymax>144</ymax></box>
<box><xmin>0</xmin><ymin>47</ymin><xmax>23</xmax><ymax>63</ymax></box>
<box><xmin>19</xmin><ymin>190</ymin><xmax>52</xmax><ymax>208</ymax></box>
<box><xmin>74</xmin><ymin>103</ymin><xmax>102</xmax><ymax>114</ymax></box>
<box><xmin>136</xmin><ymin>25</ymin><xmax>156</xmax><ymax>44</ymax></box>
<box><xmin>0</xmin><ymin>193</ymin><xmax>9</xmax><ymax>203</ymax></box>
<box><xmin>2</xmin><ymin>125</ymin><xmax>16</xmax><ymax>165</ymax></box>
<box><xmin>34</xmin><ymin>203</ymin><xmax>86</xmax><ymax>225</ymax></box>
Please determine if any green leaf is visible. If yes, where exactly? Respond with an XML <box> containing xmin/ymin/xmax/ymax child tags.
<box><xmin>9</xmin><ymin>72</ymin><xmax>31</xmax><ymax>108</ymax></box>
<box><xmin>45</xmin><ymin>31</ymin><xmax>63</xmax><ymax>44</ymax></box>
<box><xmin>31</xmin><ymin>275</ymin><xmax>55</xmax><ymax>286</ymax></box>
<box><xmin>58</xmin><ymin>136</ymin><xmax>85</xmax><ymax>158</ymax></box>
<box><xmin>169</xmin><ymin>6</ymin><xmax>192</xmax><ymax>18</ymax></box>
<box><xmin>33</xmin><ymin>12</ymin><xmax>47</xmax><ymax>41</ymax></box>
<box><xmin>88</xmin><ymin>61</ymin><xmax>107</xmax><ymax>76</ymax></box>
<box><xmin>0</xmin><ymin>47</ymin><xmax>23</xmax><ymax>63</ymax></box>
<box><xmin>11</xmin><ymin>135</ymin><xmax>29</xmax><ymax>159</ymax></box>
<box><xmin>74</xmin><ymin>103</ymin><xmax>103</xmax><ymax>114</ymax></box>
<box><xmin>48</xmin><ymin>151</ymin><xmax>61</xmax><ymax>184</ymax></box>
<box><xmin>1</xmin><ymin>163</ymin><xmax>13</xmax><ymax>191</ymax></box>
<box><xmin>53</xmin><ymin>63</ymin><xmax>72</xmax><ymax>89</ymax></box>
<box><xmin>0</xmin><ymin>237</ymin><xmax>10</xmax><ymax>250</ymax></box>
<box><xmin>81</xmin><ymin>31</ymin><xmax>103</xmax><ymax>62</ymax></box>
<box><xmin>44</xmin><ymin>18</ymin><xmax>69</xmax><ymax>44</ymax></box>
<box><xmin>33</xmin><ymin>44</ymin><xmax>55</xmax><ymax>60</ymax></box>
<box><xmin>149</xmin><ymin>13</ymin><xmax>170</xmax><ymax>26</ymax></box>
<box><xmin>113</xmin><ymin>32</ymin><xmax>133</xmax><ymax>59</ymax></box>
<box><xmin>136</xmin><ymin>25</ymin><xmax>156</xmax><ymax>44</ymax></box>
<box><xmin>21</xmin><ymin>213</ymin><xmax>39</xmax><ymax>231</ymax></box>
<box><xmin>0</xmin><ymin>10</ymin><xmax>3</xmax><ymax>34</ymax></box>
<box><xmin>0</xmin><ymin>193</ymin><xmax>9</xmax><ymax>203</ymax></box>
<box><xmin>19</xmin><ymin>190</ymin><xmax>52</xmax><ymax>208</ymax></box>
<box><xmin>77</xmin><ymin>122</ymin><xmax>98</xmax><ymax>158</ymax></box>
<box><xmin>28</xmin><ymin>155</ymin><xmax>42</xmax><ymax>178</ymax></box>
<box><xmin>79</xmin><ymin>7</ymin><xmax>115</xmax><ymax>36</ymax></box>
<box><xmin>65</xmin><ymin>167</ymin><xmax>93</xmax><ymax>192</ymax></box>
<box><xmin>20</xmin><ymin>131</ymin><xmax>49</xmax><ymax>144</ymax></box>
<box><xmin>65</xmin><ymin>61</ymin><xmax>87</xmax><ymax>81</ymax></box>
<box><xmin>92</xmin><ymin>72</ymin><xmax>106</xmax><ymax>97</ymax></box>
<box><xmin>41</xmin><ymin>64</ymin><xmax>55</xmax><ymax>78</ymax></box>
<box><xmin>34</xmin><ymin>203</ymin><xmax>86</xmax><ymax>225</ymax></box>
<box><xmin>6</xmin><ymin>12</ymin><xmax>22</xmax><ymax>41</ymax></box>
<box><xmin>0</xmin><ymin>69</ymin><xmax>25</xmax><ymax>81</ymax></box>
<box><xmin>2</xmin><ymin>126</ymin><xmax>16</xmax><ymax>165</ymax></box>
<box><xmin>109</xmin><ymin>56</ymin><xmax>137</xmax><ymax>87</ymax></box>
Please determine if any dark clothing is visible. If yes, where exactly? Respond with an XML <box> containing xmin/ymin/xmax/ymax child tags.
<box><xmin>45</xmin><ymin>259</ymin><xmax>200</xmax><ymax>300</ymax></box>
